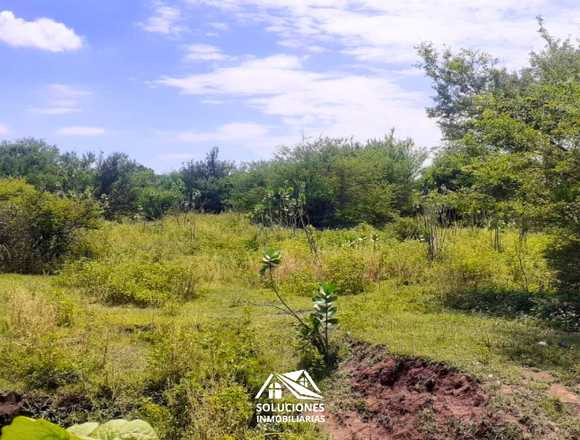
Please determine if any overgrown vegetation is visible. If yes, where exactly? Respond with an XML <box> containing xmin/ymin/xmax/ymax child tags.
<box><xmin>1</xmin><ymin>215</ymin><xmax>578</xmax><ymax>439</ymax></box>
<box><xmin>0</xmin><ymin>20</ymin><xmax>578</xmax><ymax>440</ymax></box>
<box><xmin>0</xmin><ymin>179</ymin><xmax>100</xmax><ymax>274</ymax></box>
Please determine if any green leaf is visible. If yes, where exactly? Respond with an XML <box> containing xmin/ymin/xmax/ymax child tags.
<box><xmin>67</xmin><ymin>422</ymin><xmax>99</xmax><ymax>438</ymax></box>
<box><xmin>260</xmin><ymin>249</ymin><xmax>282</xmax><ymax>274</ymax></box>
<box><xmin>319</xmin><ymin>283</ymin><xmax>336</xmax><ymax>295</ymax></box>
<box><xmin>90</xmin><ymin>419</ymin><xmax>159</xmax><ymax>440</ymax></box>
<box><xmin>1</xmin><ymin>417</ymin><xmax>78</xmax><ymax>440</ymax></box>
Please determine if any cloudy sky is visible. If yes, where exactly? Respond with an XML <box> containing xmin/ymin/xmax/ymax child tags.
<box><xmin>0</xmin><ymin>1</ymin><xmax>578</xmax><ymax>171</ymax></box>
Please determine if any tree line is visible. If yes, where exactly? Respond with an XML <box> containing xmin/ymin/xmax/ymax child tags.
<box><xmin>0</xmin><ymin>22</ymin><xmax>578</xmax><ymax>285</ymax></box>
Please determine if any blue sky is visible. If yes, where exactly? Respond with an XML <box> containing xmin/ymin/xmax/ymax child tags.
<box><xmin>0</xmin><ymin>1</ymin><xmax>578</xmax><ymax>172</ymax></box>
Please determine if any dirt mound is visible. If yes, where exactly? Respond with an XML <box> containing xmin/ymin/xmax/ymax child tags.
<box><xmin>326</xmin><ymin>342</ymin><xmax>519</xmax><ymax>439</ymax></box>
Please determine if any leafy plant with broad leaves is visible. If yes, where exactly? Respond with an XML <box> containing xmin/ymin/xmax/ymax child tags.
<box><xmin>1</xmin><ymin>416</ymin><xmax>158</xmax><ymax>440</ymax></box>
<box><xmin>299</xmin><ymin>283</ymin><xmax>338</xmax><ymax>363</ymax></box>
<box><xmin>260</xmin><ymin>250</ymin><xmax>338</xmax><ymax>364</ymax></box>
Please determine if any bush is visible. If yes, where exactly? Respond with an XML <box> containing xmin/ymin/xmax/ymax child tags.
<box><xmin>137</xmin><ymin>187</ymin><xmax>180</xmax><ymax>220</ymax></box>
<box><xmin>381</xmin><ymin>240</ymin><xmax>427</xmax><ymax>284</ymax></box>
<box><xmin>280</xmin><ymin>270</ymin><xmax>319</xmax><ymax>297</ymax></box>
<box><xmin>0</xmin><ymin>178</ymin><xmax>101</xmax><ymax>273</ymax></box>
<box><xmin>146</xmin><ymin>319</ymin><xmax>265</xmax><ymax>439</ymax></box>
<box><xmin>324</xmin><ymin>251</ymin><xmax>367</xmax><ymax>295</ymax></box>
<box><xmin>61</xmin><ymin>259</ymin><xmax>198</xmax><ymax>306</ymax></box>
<box><xmin>0</xmin><ymin>290</ymin><xmax>85</xmax><ymax>391</ymax></box>
<box><xmin>391</xmin><ymin>216</ymin><xmax>423</xmax><ymax>241</ymax></box>
<box><xmin>167</xmin><ymin>381</ymin><xmax>253</xmax><ymax>440</ymax></box>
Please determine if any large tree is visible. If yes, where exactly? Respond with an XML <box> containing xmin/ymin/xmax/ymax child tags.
<box><xmin>178</xmin><ymin>147</ymin><xmax>234</xmax><ymax>213</ymax></box>
<box><xmin>420</xmin><ymin>22</ymin><xmax>579</xmax><ymax>289</ymax></box>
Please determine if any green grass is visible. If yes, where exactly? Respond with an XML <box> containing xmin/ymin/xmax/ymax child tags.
<box><xmin>0</xmin><ymin>213</ymin><xmax>578</xmax><ymax>439</ymax></box>
<box><xmin>340</xmin><ymin>282</ymin><xmax>579</xmax><ymax>382</ymax></box>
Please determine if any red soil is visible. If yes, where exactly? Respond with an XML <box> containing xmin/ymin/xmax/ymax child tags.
<box><xmin>325</xmin><ymin>342</ymin><xmax>517</xmax><ymax>439</ymax></box>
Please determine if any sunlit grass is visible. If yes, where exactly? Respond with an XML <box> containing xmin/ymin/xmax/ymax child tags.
<box><xmin>0</xmin><ymin>213</ymin><xmax>577</xmax><ymax>438</ymax></box>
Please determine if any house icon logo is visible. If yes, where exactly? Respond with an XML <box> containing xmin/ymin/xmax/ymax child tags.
<box><xmin>255</xmin><ymin>370</ymin><xmax>323</xmax><ymax>400</ymax></box>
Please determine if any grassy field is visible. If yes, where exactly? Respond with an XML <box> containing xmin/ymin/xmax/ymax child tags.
<box><xmin>0</xmin><ymin>214</ymin><xmax>578</xmax><ymax>439</ymax></box>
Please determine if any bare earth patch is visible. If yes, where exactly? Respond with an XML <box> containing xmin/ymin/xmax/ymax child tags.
<box><xmin>325</xmin><ymin>341</ymin><xmax>522</xmax><ymax>440</ymax></box>
<box><xmin>548</xmin><ymin>384</ymin><xmax>580</xmax><ymax>415</ymax></box>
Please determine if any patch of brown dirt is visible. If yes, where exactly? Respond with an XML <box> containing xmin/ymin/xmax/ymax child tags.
<box><xmin>548</xmin><ymin>384</ymin><xmax>580</xmax><ymax>415</ymax></box>
<box><xmin>0</xmin><ymin>392</ymin><xmax>23</xmax><ymax>426</ymax></box>
<box><xmin>325</xmin><ymin>342</ymin><xmax>520</xmax><ymax>440</ymax></box>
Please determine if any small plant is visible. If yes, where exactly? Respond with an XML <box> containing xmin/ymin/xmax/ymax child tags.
<box><xmin>299</xmin><ymin>283</ymin><xmax>338</xmax><ymax>364</ymax></box>
<box><xmin>260</xmin><ymin>250</ymin><xmax>338</xmax><ymax>365</ymax></box>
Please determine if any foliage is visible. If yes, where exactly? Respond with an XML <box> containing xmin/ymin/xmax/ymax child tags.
<box><xmin>416</xmin><ymin>43</ymin><xmax>514</xmax><ymax>141</ymax></box>
<box><xmin>324</xmin><ymin>251</ymin><xmax>367</xmax><ymax>295</ymax></box>
<box><xmin>299</xmin><ymin>283</ymin><xmax>338</xmax><ymax>364</ymax></box>
<box><xmin>419</xmin><ymin>22</ymin><xmax>579</xmax><ymax>291</ymax></box>
<box><xmin>1</xmin><ymin>417</ymin><xmax>72</xmax><ymax>440</ymax></box>
<box><xmin>1</xmin><ymin>416</ymin><xmax>158</xmax><ymax>440</ymax></box>
<box><xmin>61</xmin><ymin>259</ymin><xmax>198</xmax><ymax>306</ymax></box>
<box><xmin>68</xmin><ymin>419</ymin><xmax>159</xmax><ymax>440</ymax></box>
<box><xmin>178</xmin><ymin>147</ymin><xmax>234</xmax><ymax>213</ymax></box>
<box><xmin>94</xmin><ymin>153</ymin><xmax>156</xmax><ymax>219</ymax></box>
<box><xmin>0</xmin><ymin>179</ymin><xmax>101</xmax><ymax>273</ymax></box>
<box><xmin>137</xmin><ymin>183</ymin><xmax>181</xmax><ymax>220</ymax></box>
<box><xmin>0</xmin><ymin>214</ymin><xmax>577</xmax><ymax>438</ymax></box>
<box><xmin>230</xmin><ymin>135</ymin><xmax>426</xmax><ymax>227</ymax></box>
<box><xmin>0</xmin><ymin>139</ymin><xmax>96</xmax><ymax>194</ymax></box>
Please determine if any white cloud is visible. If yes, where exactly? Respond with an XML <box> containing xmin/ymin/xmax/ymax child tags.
<box><xmin>0</xmin><ymin>124</ymin><xmax>8</xmax><ymax>136</ymax></box>
<box><xmin>184</xmin><ymin>44</ymin><xmax>229</xmax><ymax>61</ymax></box>
<box><xmin>187</xmin><ymin>0</ymin><xmax>580</xmax><ymax>68</ymax></box>
<box><xmin>177</xmin><ymin>122</ymin><xmax>269</xmax><ymax>143</ymax></box>
<box><xmin>169</xmin><ymin>122</ymin><xmax>296</xmax><ymax>156</ymax></box>
<box><xmin>139</xmin><ymin>2</ymin><xmax>184</xmax><ymax>35</ymax></box>
<box><xmin>30</xmin><ymin>83</ymin><xmax>91</xmax><ymax>115</ymax></box>
<box><xmin>158</xmin><ymin>55</ymin><xmax>440</xmax><ymax>148</ymax></box>
<box><xmin>169</xmin><ymin>0</ymin><xmax>580</xmax><ymax>151</ymax></box>
<box><xmin>208</xmin><ymin>21</ymin><xmax>229</xmax><ymax>31</ymax></box>
<box><xmin>0</xmin><ymin>10</ymin><xmax>82</xmax><ymax>52</ymax></box>
<box><xmin>57</xmin><ymin>126</ymin><xmax>105</xmax><ymax>136</ymax></box>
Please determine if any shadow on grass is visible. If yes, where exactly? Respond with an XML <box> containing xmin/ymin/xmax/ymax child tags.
<box><xmin>441</xmin><ymin>288</ymin><xmax>579</xmax><ymax>333</ymax></box>
<box><xmin>492</xmin><ymin>322</ymin><xmax>579</xmax><ymax>377</ymax></box>
<box><xmin>545</xmin><ymin>233</ymin><xmax>580</xmax><ymax>293</ymax></box>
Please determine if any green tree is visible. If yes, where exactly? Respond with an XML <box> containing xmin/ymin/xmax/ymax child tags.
<box><xmin>0</xmin><ymin>179</ymin><xmax>101</xmax><ymax>273</ymax></box>
<box><xmin>0</xmin><ymin>139</ymin><xmax>63</xmax><ymax>191</ymax></box>
<box><xmin>178</xmin><ymin>147</ymin><xmax>234</xmax><ymax>213</ymax></box>
<box><xmin>230</xmin><ymin>135</ymin><xmax>425</xmax><ymax>227</ymax></box>
<box><xmin>420</xmin><ymin>21</ymin><xmax>579</xmax><ymax>289</ymax></box>
<box><xmin>94</xmin><ymin>153</ymin><xmax>154</xmax><ymax>218</ymax></box>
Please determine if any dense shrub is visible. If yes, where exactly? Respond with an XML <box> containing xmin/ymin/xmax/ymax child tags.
<box><xmin>60</xmin><ymin>259</ymin><xmax>198</xmax><ymax>306</ymax></box>
<box><xmin>137</xmin><ymin>187</ymin><xmax>180</xmax><ymax>220</ymax></box>
<box><xmin>146</xmin><ymin>319</ymin><xmax>266</xmax><ymax>439</ymax></box>
<box><xmin>324</xmin><ymin>251</ymin><xmax>368</xmax><ymax>295</ymax></box>
<box><xmin>281</xmin><ymin>271</ymin><xmax>319</xmax><ymax>297</ymax></box>
<box><xmin>442</xmin><ymin>289</ymin><xmax>579</xmax><ymax>332</ymax></box>
<box><xmin>391</xmin><ymin>216</ymin><xmax>424</xmax><ymax>241</ymax></box>
<box><xmin>381</xmin><ymin>240</ymin><xmax>427</xmax><ymax>284</ymax></box>
<box><xmin>229</xmin><ymin>136</ymin><xmax>426</xmax><ymax>227</ymax></box>
<box><xmin>0</xmin><ymin>179</ymin><xmax>101</xmax><ymax>273</ymax></box>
